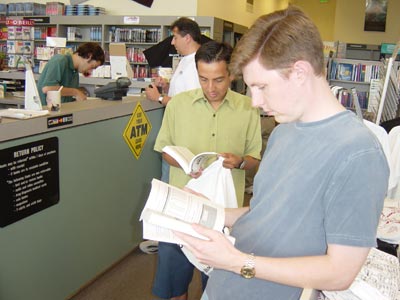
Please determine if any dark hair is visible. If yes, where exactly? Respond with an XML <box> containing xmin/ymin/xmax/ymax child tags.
<box><xmin>230</xmin><ymin>6</ymin><xmax>324</xmax><ymax>78</ymax></box>
<box><xmin>195</xmin><ymin>41</ymin><xmax>233</xmax><ymax>67</ymax></box>
<box><xmin>171</xmin><ymin>17</ymin><xmax>202</xmax><ymax>44</ymax></box>
<box><xmin>75</xmin><ymin>42</ymin><xmax>105</xmax><ymax>65</ymax></box>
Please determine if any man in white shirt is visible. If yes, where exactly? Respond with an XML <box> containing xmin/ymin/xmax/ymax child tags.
<box><xmin>145</xmin><ymin>17</ymin><xmax>201</xmax><ymax>105</ymax></box>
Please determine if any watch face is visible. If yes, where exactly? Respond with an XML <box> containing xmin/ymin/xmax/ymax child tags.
<box><xmin>240</xmin><ymin>266</ymin><xmax>255</xmax><ymax>279</ymax></box>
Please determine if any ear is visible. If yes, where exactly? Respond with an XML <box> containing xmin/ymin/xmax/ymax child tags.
<box><xmin>184</xmin><ymin>34</ymin><xmax>192</xmax><ymax>43</ymax></box>
<box><xmin>291</xmin><ymin>60</ymin><xmax>312</xmax><ymax>84</ymax></box>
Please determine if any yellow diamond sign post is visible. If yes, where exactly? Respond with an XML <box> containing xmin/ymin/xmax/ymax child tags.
<box><xmin>123</xmin><ymin>102</ymin><xmax>152</xmax><ymax>159</ymax></box>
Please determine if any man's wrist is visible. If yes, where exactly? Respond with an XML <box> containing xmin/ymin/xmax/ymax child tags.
<box><xmin>236</xmin><ymin>157</ymin><xmax>246</xmax><ymax>169</ymax></box>
<box><xmin>158</xmin><ymin>95</ymin><xmax>163</xmax><ymax>104</ymax></box>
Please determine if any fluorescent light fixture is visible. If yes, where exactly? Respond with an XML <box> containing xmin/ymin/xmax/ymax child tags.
<box><xmin>70</xmin><ymin>0</ymin><xmax>89</xmax><ymax>5</ymax></box>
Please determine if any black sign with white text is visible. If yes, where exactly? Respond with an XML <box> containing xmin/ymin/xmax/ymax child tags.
<box><xmin>0</xmin><ymin>137</ymin><xmax>59</xmax><ymax>227</ymax></box>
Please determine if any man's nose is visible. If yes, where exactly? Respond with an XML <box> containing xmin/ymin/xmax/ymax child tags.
<box><xmin>206</xmin><ymin>81</ymin><xmax>215</xmax><ymax>91</ymax></box>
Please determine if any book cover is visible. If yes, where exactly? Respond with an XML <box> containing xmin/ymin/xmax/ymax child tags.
<box><xmin>337</xmin><ymin>63</ymin><xmax>354</xmax><ymax>81</ymax></box>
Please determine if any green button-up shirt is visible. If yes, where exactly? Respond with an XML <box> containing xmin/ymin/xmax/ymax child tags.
<box><xmin>154</xmin><ymin>88</ymin><xmax>262</xmax><ymax>206</ymax></box>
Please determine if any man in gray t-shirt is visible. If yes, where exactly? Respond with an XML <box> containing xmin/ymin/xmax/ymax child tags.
<box><xmin>175</xmin><ymin>6</ymin><xmax>389</xmax><ymax>300</ymax></box>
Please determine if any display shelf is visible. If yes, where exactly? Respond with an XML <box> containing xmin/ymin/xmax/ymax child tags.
<box><xmin>5</xmin><ymin>18</ymin><xmax>35</xmax><ymax>70</ymax></box>
<box><xmin>0</xmin><ymin>15</ymin><xmax>247</xmax><ymax>91</ymax></box>
<box><xmin>328</xmin><ymin>57</ymin><xmax>384</xmax><ymax>116</ymax></box>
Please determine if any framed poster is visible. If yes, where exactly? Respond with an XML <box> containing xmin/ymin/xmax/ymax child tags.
<box><xmin>364</xmin><ymin>0</ymin><xmax>388</xmax><ymax>32</ymax></box>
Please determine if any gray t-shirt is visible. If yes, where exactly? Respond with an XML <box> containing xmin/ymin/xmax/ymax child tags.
<box><xmin>206</xmin><ymin>111</ymin><xmax>389</xmax><ymax>300</ymax></box>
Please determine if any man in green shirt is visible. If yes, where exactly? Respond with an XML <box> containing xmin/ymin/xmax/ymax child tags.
<box><xmin>37</xmin><ymin>42</ymin><xmax>105</xmax><ymax>105</ymax></box>
<box><xmin>152</xmin><ymin>41</ymin><xmax>261</xmax><ymax>300</ymax></box>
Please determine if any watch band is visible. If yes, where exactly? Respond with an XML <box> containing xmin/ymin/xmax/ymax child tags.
<box><xmin>236</xmin><ymin>158</ymin><xmax>244</xmax><ymax>169</ymax></box>
<box><xmin>240</xmin><ymin>253</ymin><xmax>256</xmax><ymax>279</ymax></box>
<box><xmin>236</xmin><ymin>158</ymin><xmax>246</xmax><ymax>170</ymax></box>
<box><xmin>158</xmin><ymin>95</ymin><xmax>163</xmax><ymax>104</ymax></box>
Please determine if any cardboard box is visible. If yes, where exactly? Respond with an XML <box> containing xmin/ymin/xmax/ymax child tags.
<box><xmin>109</xmin><ymin>43</ymin><xmax>133</xmax><ymax>79</ymax></box>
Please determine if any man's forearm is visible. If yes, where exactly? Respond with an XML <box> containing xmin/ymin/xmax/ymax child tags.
<box><xmin>225</xmin><ymin>207</ymin><xmax>249</xmax><ymax>227</ymax></box>
<box><xmin>225</xmin><ymin>244</ymin><xmax>370</xmax><ymax>291</ymax></box>
<box><xmin>241</xmin><ymin>156</ymin><xmax>260</xmax><ymax>171</ymax></box>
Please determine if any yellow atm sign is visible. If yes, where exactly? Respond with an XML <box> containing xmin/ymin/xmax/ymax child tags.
<box><xmin>123</xmin><ymin>102</ymin><xmax>152</xmax><ymax>159</ymax></box>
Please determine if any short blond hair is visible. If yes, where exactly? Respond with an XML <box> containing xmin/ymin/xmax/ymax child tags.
<box><xmin>230</xmin><ymin>6</ymin><xmax>324</xmax><ymax>78</ymax></box>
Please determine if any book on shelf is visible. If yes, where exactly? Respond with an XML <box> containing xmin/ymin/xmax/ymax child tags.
<box><xmin>329</xmin><ymin>60</ymin><xmax>381</xmax><ymax>83</ymax></box>
<box><xmin>368</xmin><ymin>78</ymin><xmax>382</xmax><ymax>114</ymax></box>
<box><xmin>162</xmin><ymin>145</ymin><xmax>218</xmax><ymax>175</ymax></box>
<box><xmin>323</xmin><ymin>41</ymin><xmax>338</xmax><ymax>58</ymax></box>
<box><xmin>337</xmin><ymin>63</ymin><xmax>354</xmax><ymax>81</ymax></box>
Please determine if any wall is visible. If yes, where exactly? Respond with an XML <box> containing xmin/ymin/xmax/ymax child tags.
<box><xmin>197</xmin><ymin>0</ymin><xmax>288</xmax><ymax>28</ymax></box>
<box><xmin>0</xmin><ymin>0</ymin><xmax>288</xmax><ymax>28</ymax></box>
<box><xmin>333</xmin><ymin>0</ymin><xmax>400</xmax><ymax>44</ymax></box>
<box><xmin>0</xmin><ymin>0</ymin><xmax>199</xmax><ymax>16</ymax></box>
<box><xmin>294</xmin><ymin>0</ymin><xmax>400</xmax><ymax>45</ymax></box>
<box><xmin>291</xmin><ymin>0</ymin><xmax>336</xmax><ymax>41</ymax></box>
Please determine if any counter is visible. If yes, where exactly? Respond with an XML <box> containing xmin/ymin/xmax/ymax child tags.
<box><xmin>0</xmin><ymin>94</ymin><xmax>24</xmax><ymax>108</ymax></box>
<box><xmin>0</xmin><ymin>70</ymin><xmax>149</xmax><ymax>96</ymax></box>
<box><xmin>0</xmin><ymin>95</ymin><xmax>164</xmax><ymax>300</ymax></box>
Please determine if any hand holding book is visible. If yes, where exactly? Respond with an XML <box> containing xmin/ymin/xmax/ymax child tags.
<box><xmin>162</xmin><ymin>145</ymin><xmax>218</xmax><ymax>175</ymax></box>
<box><xmin>140</xmin><ymin>179</ymin><xmax>235</xmax><ymax>274</ymax></box>
<box><xmin>140</xmin><ymin>178</ymin><xmax>226</xmax><ymax>244</ymax></box>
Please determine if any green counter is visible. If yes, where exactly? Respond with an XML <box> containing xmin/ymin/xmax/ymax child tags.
<box><xmin>0</xmin><ymin>96</ymin><xmax>163</xmax><ymax>300</ymax></box>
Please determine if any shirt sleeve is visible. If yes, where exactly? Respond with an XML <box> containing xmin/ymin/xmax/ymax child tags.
<box><xmin>154</xmin><ymin>99</ymin><xmax>176</xmax><ymax>153</ymax></box>
<box><xmin>324</xmin><ymin>149</ymin><xmax>389</xmax><ymax>247</ymax></box>
<box><xmin>244</xmin><ymin>108</ymin><xmax>262</xmax><ymax>160</ymax></box>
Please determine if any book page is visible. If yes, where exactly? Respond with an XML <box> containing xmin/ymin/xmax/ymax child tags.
<box><xmin>140</xmin><ymin>178</ymin><xmax>225</xmax><ymax>244</ymax></box>
<box><xmin>162</xmin><ymin>145</ymin><xmax>194</xmax><ymax>174</ymax></box>
<box><xmin>189</xmin><ymin>152</ymin><xmax>218</xmax><ymax>174</ymax></box>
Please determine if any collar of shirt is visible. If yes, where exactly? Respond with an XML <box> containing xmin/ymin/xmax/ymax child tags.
<box><xmin>66</xmin><ymin>54</ymin><xmax>76</xmax><ymax>73</ymax></box>
<box><xmin>191</xmin><ymin>88</ymin><xmax>236</xmax><ymax>111</ymax></box>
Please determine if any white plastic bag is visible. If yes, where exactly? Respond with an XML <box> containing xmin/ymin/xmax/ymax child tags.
<box><xmin>183</xmin><ymin>157</ymin><xmax>237</xmax><ymax>274</ymax></box>
<box><xmin>185</xmin><ymin>156</ymin><xmax>238</xmax><ymax>208</ymax></box>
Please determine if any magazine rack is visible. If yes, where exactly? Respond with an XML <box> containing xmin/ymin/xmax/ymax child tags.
<box><xmin>374</xmin><ymin>40</ymin><xmax>400</xmax><ymax>125</ymax></box>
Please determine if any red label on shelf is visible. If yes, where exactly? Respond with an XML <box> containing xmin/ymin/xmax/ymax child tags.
<box><xmin>6</xmin><ymin>19</ymin><xmax>35</xmax><ymax>26</ymax></box>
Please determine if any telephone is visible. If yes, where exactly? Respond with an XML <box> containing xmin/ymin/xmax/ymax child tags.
<box><xmin>94</xmin><ymin>77</ymin><xmax>131</xmax><ymax>100</ymax></box>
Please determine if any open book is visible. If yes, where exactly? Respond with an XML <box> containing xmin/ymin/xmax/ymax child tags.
<box><xmin>162</xmin><ymin>145</ymin><xmax>217</xmax><ymax>174</ymax></box>
<box><xmin>140</xmin><ymin>178</ymin><xmax>233</xmax><ymax>274</ymax></box>
<box><xmin>140</xmin><ymin>178</ymin><xmax>225</xmax><ymax>244</ymax></box>
<box><xmin>321</xmin><ymin>248</ymin><xmax>398</xmax><ymax>300</ymax></box>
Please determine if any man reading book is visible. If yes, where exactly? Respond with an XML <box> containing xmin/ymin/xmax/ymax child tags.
<box><xmin>175</xmin><ymin>6</ymin><xmax>389</xmax><ymax>300</ymax></box>
<box><xmin>152</xmin><ymin>41</ymin><xmax>262</xmax><ymax>300</ymax></box>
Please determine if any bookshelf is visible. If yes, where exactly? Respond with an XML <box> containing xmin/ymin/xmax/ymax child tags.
<box><xmin>373</xmin><ymin>42</ymin><xmax>400</xmax><ymax>124</ymax></box>
<box><xmin>6</xmin><ymin>18</ymin><xmax>35</xmax><ymax>70</ymax></box>
<box><xmin>328</xmin><ymin>58</ymin><xmax>384</xmax><ymax>112</ymax></box>
<box><xmin>328</xmin><ymin>54</ymin><xmax>400</xmax><ymax>124</ymax></box>
<box><xmin>32</xmin><ymin>15</ymin><xmax>232</xmax><ymax>79</ymax></box>
<box><xmin>0</xmin><ymin>15</ymin><xmax>245</xmax><ymax>95</ymax></box>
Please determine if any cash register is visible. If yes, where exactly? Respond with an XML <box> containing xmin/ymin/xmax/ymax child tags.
<box><xmin>94</xmin><ymin>77</ymin><xmax>131</xmax><ymax>100</ymax></box>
